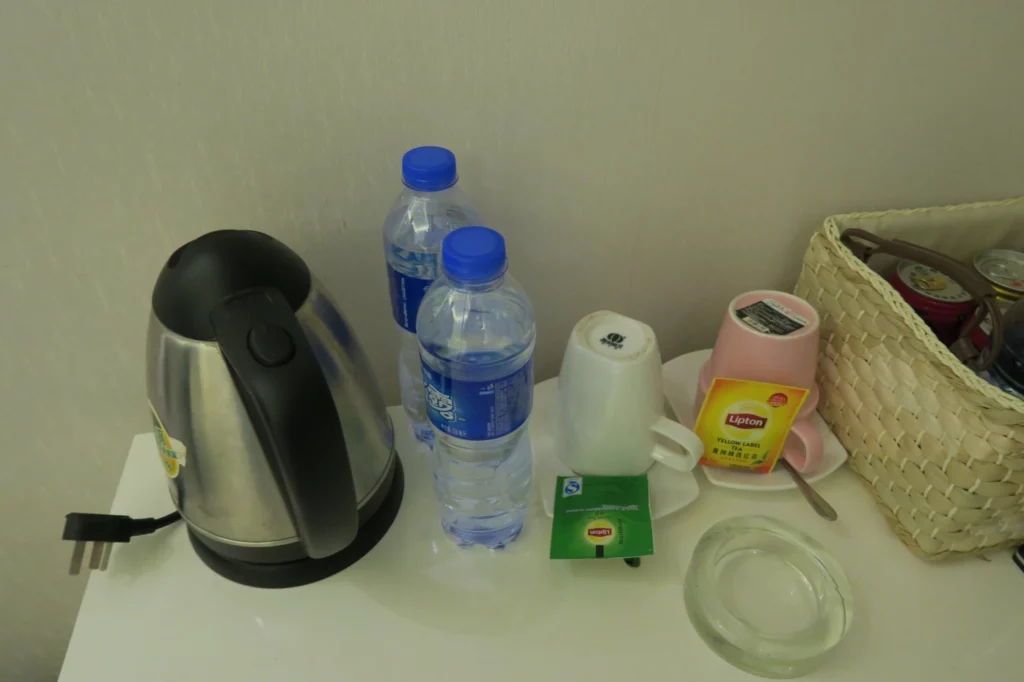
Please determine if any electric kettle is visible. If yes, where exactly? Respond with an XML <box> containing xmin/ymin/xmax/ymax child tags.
<box><xmin>146</xmin><ymin>230</ymin><xmax>403</xmax><ymax>587</ymax></box>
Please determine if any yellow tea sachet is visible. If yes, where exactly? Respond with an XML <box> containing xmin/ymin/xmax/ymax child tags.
<box><xmin>694</xmin><ymin>378</ymin><xmax>809</xmax><ymax>473</ymax></box>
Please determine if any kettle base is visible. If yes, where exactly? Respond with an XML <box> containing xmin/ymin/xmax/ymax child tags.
<box><xmin>188</xmin><ymin>456</ymin><xmax>404</xmax><ymax>588</ymax></box>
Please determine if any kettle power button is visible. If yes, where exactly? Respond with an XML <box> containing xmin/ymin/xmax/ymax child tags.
<box><xmin>247</xmin><ymin>323</ymin><xmax>295</xmax><ymax>367</ymax></box>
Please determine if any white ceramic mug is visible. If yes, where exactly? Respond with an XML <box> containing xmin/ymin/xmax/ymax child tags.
<box><xmin>557</xmin><ymin>311</ymin><xmax>704</xmax><ymax>476</ymax></box>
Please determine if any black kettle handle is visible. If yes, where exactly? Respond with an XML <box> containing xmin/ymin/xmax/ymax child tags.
<box><xmin>210</xmin><ymin>287</ymin><xmax>358</xmax><ymax>558</ymax></box>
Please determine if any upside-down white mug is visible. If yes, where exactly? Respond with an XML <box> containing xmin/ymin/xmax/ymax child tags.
<box><xmin>557</xmin><ymin>311</ymin><xmax>704</xmax><ymax>476</ymax></box>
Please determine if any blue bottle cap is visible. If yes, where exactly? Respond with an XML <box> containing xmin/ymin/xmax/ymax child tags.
<box><xmin>442</xmin><ymin>227</ymin><xmax>508</xmax><ymax>284</ymax></box>
<box><xmin>401</xmin><ymin>146</ymin><xmax>458</xmax><ymax>192</ymax></box>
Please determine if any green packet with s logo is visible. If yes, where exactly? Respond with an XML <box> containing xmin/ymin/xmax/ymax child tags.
<box><xmin>550</xmin><ymin>475</ymin><xmax>654</xmax><ymax>559</ymax></box>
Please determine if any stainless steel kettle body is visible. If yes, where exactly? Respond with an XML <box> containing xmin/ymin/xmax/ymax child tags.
<box><xmin>146</xmin><ymin>231</ymin><xmax>398</xmax><ymax>581</ymax></box>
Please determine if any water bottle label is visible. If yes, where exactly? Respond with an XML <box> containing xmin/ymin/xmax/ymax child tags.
<box><xmin>422</xmin><ymin>358</ymin><xmax>534</xmax><ymax>440</ymax></box>
<box><xmin>386</xmin><ymin>249</ymin><xmax>437</xmax><ymax>333</ymax></box>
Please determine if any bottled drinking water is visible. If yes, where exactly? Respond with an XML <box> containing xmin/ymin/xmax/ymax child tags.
<box><xmin>417</xmin><ymin>227</ymin><xmax>535</xmax><ymax>548</ymax></box>
<box><xmin>383</xmin><ymin>146</ymin><xmax>481</xmax><ymax>444</ymax></box>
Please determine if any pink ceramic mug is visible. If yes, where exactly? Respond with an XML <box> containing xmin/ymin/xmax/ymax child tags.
<box><xmin>708</xmin><ymin>290</ymin><xmax>820</xmax><ymax>388</ymax></box>
<box><xmin>695</xmin><ymin>361</ymin><xmax>823</xmax><ymax>473</ymax></box>
<box><xmin>697</xmin><ymin>290</ymin><xmax>823</xmax><ymax>473</ymax></box>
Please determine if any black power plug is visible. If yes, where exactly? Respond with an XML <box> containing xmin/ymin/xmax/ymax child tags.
<box><xmin>62</xmin><ymin>511</ymin><xmax>181</xmax><ymax>575</ymax></box>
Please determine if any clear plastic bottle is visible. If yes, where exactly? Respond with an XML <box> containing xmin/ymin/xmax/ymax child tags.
<box><xmin>417</xmin><ymin>227</ymin><xmax>535</xmax><ymax>548</ymax></box>
<box><xmin>383</xmin><ymin>146</ymin><xmax>481</xmax><ymax>444</ymax></box>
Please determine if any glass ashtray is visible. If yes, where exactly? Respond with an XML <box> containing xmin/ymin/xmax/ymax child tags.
<box><xmin>684</xmin><ymin>516</ymin><xmax>853</xmax><ymax>678</ymax></box>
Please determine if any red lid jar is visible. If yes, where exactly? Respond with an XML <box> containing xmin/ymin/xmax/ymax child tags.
<box><xmin>889</xmin><ymin>260</ymin><xmax>978</xmax><ymax>345</ymax></box>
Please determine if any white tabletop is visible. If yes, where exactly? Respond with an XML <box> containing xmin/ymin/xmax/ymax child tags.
<box><xmin>60</xmin><ymin>387</ymin><xmax>1022</xmax><ymax>681</ymax></box>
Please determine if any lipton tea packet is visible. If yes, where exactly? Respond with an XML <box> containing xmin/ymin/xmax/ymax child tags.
<box><xmin>550</xmin><ymin>476</ymin><xmax>654</xmax><ymax>559</ymax></box>
<box><xmin>694</xmin><ymin>378</ymin><xmax>809</xmax><ymax>472</ymax></box>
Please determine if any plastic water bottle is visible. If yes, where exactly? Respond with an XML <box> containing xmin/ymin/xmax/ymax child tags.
<box><xmin>383</xmin><ymin>146</ymin><xmax>481</xmax><ymax>444</ymax></box>
<box><xmin>417</xmin><ymin>227</ymin><xmax>535</xmax><ymax>548</ymax></box>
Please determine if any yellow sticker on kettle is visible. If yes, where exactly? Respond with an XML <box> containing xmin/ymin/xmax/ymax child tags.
<box><xmin>149</xmin><ymin>403</ymin><xmax>187</xmax><ymax>478</ymax></box>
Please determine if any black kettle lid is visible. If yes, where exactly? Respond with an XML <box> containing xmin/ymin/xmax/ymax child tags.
<box><xmin>152</xmin><ymin>230</ymin><xmax>311</xmax><ymax>341</ymax></box>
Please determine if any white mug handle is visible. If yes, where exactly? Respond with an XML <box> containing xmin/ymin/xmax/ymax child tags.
<box><xmin>649</xmin><ymin>416</ymin><xmax>703</xmax><ymax>472</ymax></box>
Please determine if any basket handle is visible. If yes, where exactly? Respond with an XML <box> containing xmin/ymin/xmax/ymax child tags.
<box><xmin>840</xmin><ymin>228</ymin><xmax>1003</xmax><ymax>370</ymax></box>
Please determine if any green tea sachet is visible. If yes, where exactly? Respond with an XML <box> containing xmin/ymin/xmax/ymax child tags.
<box><xmin>550</xmin><ymin>476</ymin><xmax>654</xmax><ymax>560</ymax></box>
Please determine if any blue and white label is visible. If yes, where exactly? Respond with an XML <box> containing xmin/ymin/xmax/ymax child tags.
<box><xmin>387</xmin><ymin>267</ymin><xmax>432</xmax><ymax>333</ymax></box>
<box><xmin>562</xmin><ymin>477</ymin><xmax>583</xmax><ymax>497</ymax></box>
<box><xmin>386</xmin><ymin>246</ymin><xmax>438</xmax><ymax>333</ymax></box>
<box><xmin>422</xmin><ymin>358</ymin><xmax>534</xmax><ymax>440</ymax></box>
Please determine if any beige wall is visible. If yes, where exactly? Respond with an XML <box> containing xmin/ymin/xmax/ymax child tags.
<box><xmin>3</xmin><ymin>1</ymin><xmax>1024</xmax><ymax>679</ymax></box>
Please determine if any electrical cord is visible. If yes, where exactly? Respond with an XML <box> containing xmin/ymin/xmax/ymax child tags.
<box><xmin>62</xmin><ymin>511</ymin><xmax>182</xmax><ymax>575</ymax></box>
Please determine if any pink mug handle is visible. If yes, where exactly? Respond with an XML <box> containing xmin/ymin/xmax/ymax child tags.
<box><xmin>782</xmin><ymin>419</ymin><xmax>823</xmax><ymax>474</ymax></box>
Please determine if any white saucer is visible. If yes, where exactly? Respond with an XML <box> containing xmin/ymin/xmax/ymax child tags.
<box><xmin>662</xmin><ymin>349</ymin><xmax>848</xmax><ymax>491</ymax></box>
<box><xmin>530</xmin><ymin>374</ymin><xmax>700</xmax><ymax>520</ymax></box>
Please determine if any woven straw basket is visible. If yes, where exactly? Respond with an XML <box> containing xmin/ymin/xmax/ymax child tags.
<box><xmin>794</xmin><ymin>197</ymin><xmax>1024</xmax><ymax>559</ymax></box>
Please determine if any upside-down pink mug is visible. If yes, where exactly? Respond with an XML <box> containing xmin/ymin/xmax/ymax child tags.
<box><xmin>709</xmin><ymin>290</ymin><xmax>821</xmax><ymax>389</ymax></box>
<box><xmin>695</xmin><ymin>290</ymin><xmax>824</xmax><ymax>473</ymax></box>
